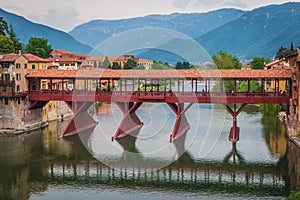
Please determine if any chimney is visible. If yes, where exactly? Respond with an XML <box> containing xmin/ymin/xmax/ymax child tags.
<box><xmin>18</xmin><ymin>50</ymin><xmax>22</xmax><ymax>56</ymax></box>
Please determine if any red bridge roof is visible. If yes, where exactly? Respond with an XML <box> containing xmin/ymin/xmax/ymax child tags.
<box><xmin>26</xmin><ymin>69</ymin><xmax>292</xmax><ymax>79</ymax></box>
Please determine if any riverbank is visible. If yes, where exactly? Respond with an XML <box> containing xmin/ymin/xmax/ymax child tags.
<box><xmin>0</xmin><ymin>113</ymin><xmax>73</xmax><ymax>136</ymax></box>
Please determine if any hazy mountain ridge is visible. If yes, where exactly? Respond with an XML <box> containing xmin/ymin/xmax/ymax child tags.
<box><xmin>69</xmin><ymin>9</ymin><xmax>245</xmax><ymax>48</ymax></box>
<box><xmin>1</xmin><ymin>2</ymin><xmax>300</xmax><ymax>62</ymax></box>
<box><xmin>0</xmin><ymin>8</ymin><xmax>92</xmax><ymax>53</ymax></box>
<box><xmin>196</xmin><ymin>2</ymin><xmax>300</xmax><ymax>60</ymax></box>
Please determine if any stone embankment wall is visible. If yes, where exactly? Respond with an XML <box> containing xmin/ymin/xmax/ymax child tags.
<box><xmin>288</xmin><ymin>137</ymin><xmax>300</xmax><ymax>191</ymax></box>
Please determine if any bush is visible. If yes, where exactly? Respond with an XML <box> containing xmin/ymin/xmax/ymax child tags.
<box><xmin>287</xmin><ymin>191</ymin><xmax>300</xmax><ymax>200</ymax></box>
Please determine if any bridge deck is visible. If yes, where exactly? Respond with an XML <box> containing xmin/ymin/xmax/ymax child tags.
<box><xmin>28</xmin><ymin>90</ymin><xmax>290</xmax><ymax>104</ymax></box>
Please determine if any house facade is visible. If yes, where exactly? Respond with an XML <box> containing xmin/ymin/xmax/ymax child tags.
<box><xmin>0</xmin><ymin>53</ymin><xmax>41</xmax><ymax>130</ymax></box>
<box><xmin>48</xmin><ymin>49</ymin><xmax>87</xmax><ymax>70</ymax></box>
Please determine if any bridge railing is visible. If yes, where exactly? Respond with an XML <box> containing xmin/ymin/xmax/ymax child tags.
<box><xmin>27</xmin><ymin>90</ymin><xmax>291</xmax><ymax>98</ymax></box>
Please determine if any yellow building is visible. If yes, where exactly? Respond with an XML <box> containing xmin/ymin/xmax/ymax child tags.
<box><xmin>265</xmin><ymin>58</ymin><xmax>291</xmax><ymax>92</ymax></box>
<box><xmin>24</xmin><ymin>54</ymin><xmax>57</xmax><ymax>123</ymax></box>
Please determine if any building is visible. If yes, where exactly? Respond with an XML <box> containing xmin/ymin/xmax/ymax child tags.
<box><xmin>135</xmin><ymin>58</ymin><xmax>153</xmax><ymax>70</ymax></box>
<box><xmin>0</xmin><ymin>53</ymin><xmax>41</xmax><ymax>130</ymax></box>
<box><xmin>0</xmin><ymin>52</ymin><xmax>68</xmax><ymax>131</ymax></box>
<box><xmin>289</xmin><ymin>47</ymin><xmax>300</xmax><ymax>135</ymax></box>
<box><xmin>82</xmin><ymin>54</ymin><xmax>153</xmax><ymax>69</ymax></box>
<box><xmin>241</xmin><ymin>64</ymin><xmax>251</xmax><ymax>70</ymax></box>
<box><xmin>48</xmin><ymin>49</ymin><xmax>87</xmax><ymax>70</ymax></box>
<box><xmin>264</xmin><ymin>58</ymin><xmax>292</xmax><ymax>92</ymax></box>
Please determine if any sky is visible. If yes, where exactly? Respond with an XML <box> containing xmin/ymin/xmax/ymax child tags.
<box><xmin>1</xmin><ymin>0</ymin><xmax>300</xmax><ymax>32</ymax></box>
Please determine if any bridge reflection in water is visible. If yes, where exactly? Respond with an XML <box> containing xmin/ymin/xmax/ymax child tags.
<box><xmin>47</xmin><ymin>129</ymin><xmax>289</xmax><ymax>197</ymax></box>
<box><xmin>0</xmin><ymin>116</ymin><xmax>294</xmax><ymax>200</ymax></box>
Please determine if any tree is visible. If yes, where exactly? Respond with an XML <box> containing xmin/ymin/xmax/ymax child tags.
<box><xmin>212</xmin><ymin>50</ymin><xmax>242</xmax><ymax>69</ymax></box>
<box><xmin>151</xmin><ymin>61</ymin><xmax>171</xmax><ymax>69</ymax></box>
<box><xmin>276</xmin><ymin>44</ymin><xmax>296</xmax><ymax>59</ymax></box>
<box><xmin>8</xmin><ymin>23</ymin><xmax>22</xmax><ymax>53</ymax></box>
<box><xmin>175</xmin><ymin>61</ymin><xmax>190</xmax><ymax>69</ymax></box>
<box><xmin>102</xmin><ymin>56</ymin><xmax>111</xmax><ymax>68</ymax></box>
<box><xmin>290</xmin><ymin>42</ymin><xmax>295</xmax><ymax>52</ymax></box>
<box><xmin>111</xmin><ymin>62</ymin><xmax>121</xmax><ymax>70</ymax></box>
<box><xmin>124</xmin><ymin>59</ymin><xmax>136</xmax><ymax>70</ymax></box>
<box><xmin>135</xmin><ymin>65</ymin><xmax>145</xmax><ymax>70</ymax></box>
<box><xmin>250</xmin><ymin>56</ymin><xmax>270</xmax><ymax>69</ymax></box>
<box><xmin>25</xmin><ymin>37</ymin><xmax>53</xmax><ymax>58</ymax></box>
<box><xmin>237</xmin><ymin>80</ymin><xmax>261</xmax><ymax>92</ymax></box>
<box><xmin>0</xmin><ymin>35</ymin><xmax>14</xmax><ymax>53</ymax></box>
<box><xmin>0</xmin><ymin>17</ymin><xmax>8</xmax><ymax>36</ymax></box>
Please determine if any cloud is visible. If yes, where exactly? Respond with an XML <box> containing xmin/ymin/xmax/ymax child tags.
<box><xmin>172</xmin><ymin>0</ymin><xmax>192</xmax><ymax>9</ymax></box>
<box><xmin>42</xmin><ymin>6</ymin><xmax>84</xmax><ymax>31</ymax></box>
<box><xmin>196</xmin><ymin>0</ymin><xmax>247</xmax><ymax>8</ymax></box>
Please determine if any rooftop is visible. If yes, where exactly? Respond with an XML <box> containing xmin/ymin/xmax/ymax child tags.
<box><xmin>26</xmin><ymin>69</ymin><xmax>292</xmax><ymax>79</ymax></box>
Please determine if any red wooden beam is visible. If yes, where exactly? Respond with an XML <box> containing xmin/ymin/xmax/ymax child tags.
<box><xmin>113</xmin><ymin>102</ymin><xmax>143</xmax><ymax>140</ymax></box>
<box><xmin>60</xmin><ymin>101</ymin><xmax>96</xmax><ymax>138</ymax></box>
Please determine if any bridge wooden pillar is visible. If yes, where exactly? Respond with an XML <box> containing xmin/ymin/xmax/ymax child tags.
<box><xmin>167</xmin><ymin>102</ymin><xmax>193</xmax><ymax>142</ymax></box>
<box><xmin>112</xmin><ymin>102</ymin><xmax>144</xmax><ymax>140</ymax></box>
<box><xmin>60</xmin><ymin>101</ymin><xmax>96</xmax><ymax>137</ymax></box>
<box><xmin>224</xmin><ymin>104</ymin><xmax>247</xmax><ymax>143</ymax></box>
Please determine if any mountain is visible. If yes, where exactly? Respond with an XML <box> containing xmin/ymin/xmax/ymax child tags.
<box><xmin>69</xmin><ymin>9</ymin><xmax>245</xmax><ymax>48</ymax></box>
<box><xmin>196</xmin><ymin>2</ymin><xmax>300</xmax><ymax>61</ymax></box>
<box><xmin>0</xmin><ymin>8</ymin><xmax>92</xmax><ymax>53</ymax></box>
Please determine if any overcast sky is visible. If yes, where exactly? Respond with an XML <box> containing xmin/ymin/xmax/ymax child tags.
<box><xmin>1</xmin><ymin>0</ymin><xmax>299</xmax><ymax>32</ymax></box>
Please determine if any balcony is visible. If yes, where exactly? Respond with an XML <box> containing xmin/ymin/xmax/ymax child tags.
<box><xmin>0</xmin><ymin>80</ymin><xmax>15</xmax><ymax>86</ymax></box>
<box><xmin>0</xmin><ymin>91</ymin><xmax>27</xmax><ymax>98</ymax></box>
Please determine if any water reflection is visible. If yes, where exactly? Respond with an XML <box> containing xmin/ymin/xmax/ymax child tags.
<box><xmin>0</xmin><ymin>107</ymin><xmax>298</xmax><ymax>199</ymax></box>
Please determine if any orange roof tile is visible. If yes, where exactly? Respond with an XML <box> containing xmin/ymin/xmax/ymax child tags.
<box><xmin>0</xmin><ymin>53</ymin><xmax>20</xmax><ymax>62</ymax></box>
<box><xmin>23</xmin><ymin>54</ymin><xmax>48</xmax><ymax>62</ymax></box>
<box><xmin>135</xmin><ymin>58</ymin><xmax>153</xmax><ymax>62</ymax></box>
<box><xmin>26</xmin><ymin>69</ymin><xmax>292</xmax><ymax>79</ymax></box>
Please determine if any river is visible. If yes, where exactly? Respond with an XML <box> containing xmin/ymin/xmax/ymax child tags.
<box><xmin>0</xmin><ymin>102</ymin><xmax>299</xmax><ymax>199</ymax></box>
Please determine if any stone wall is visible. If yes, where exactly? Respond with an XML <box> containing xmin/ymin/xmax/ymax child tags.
<box><xmin>0</xmin><ymin>98</ymin><xmax>43</xmax><ymax>131</ymax></box>
<box><xmin>288</xmin><ymin>138</ymin><xmax>300</xmax><ymax>191</ymax></box>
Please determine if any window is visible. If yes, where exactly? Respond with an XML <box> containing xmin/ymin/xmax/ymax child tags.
<box><xmin>4</xmin><ymin>98</ymin><xmax>8</xmax><ymax>105</ymax></box>
<box><xmin>16</xmin><ymin>63</ymin><xmax>21</xmax><ymax>69</ymax></box>
<box><xmin>24</xmin><ymin>64</ymin><xmax>27</xmax><ymax>69</ymax></box>
<box><xmin>18</xmin><ymin>98</ymin><xmax>21</xmax><ymax>104</ymax></box>
<box><xmin>32</xmin><ymin>64</ymin><xmax>36</xmax><ymax>69</ymax></box>
<box><xmin>16</xmin><ymin>74</ymin><xmax>21</xmax><ymax>81</ymax></box>
<box><xmin>3</xmin><ymin>63</ymin><xmax>9</xmax><ymax>68</ymax></box>
<box><xmin>17</xmin><ymin>85</ymin><xmax>20</xmax><ymax>92</ymax></box>
<box><xmin>3</xmin><ymin>74</ymin><xmax>10</xmax><ymax>81</ymax></box>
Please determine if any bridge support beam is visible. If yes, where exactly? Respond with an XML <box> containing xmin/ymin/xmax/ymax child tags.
<box><xmin>113</xmin><ymin>102</ymin><xmax>143</xmax><ymax>140</ymax></box>
<box><xmin>167</xmin><ymin>103</ymin><xmax>192</xmax><ymax>142</ymax></box>
<box><xmin>60</xmin><ymin>101</ymin><xmax>96</xmax><ymax>137</ymax></box>
<box><xmin>224</xmin><ymin>104</ymin><xmax>247</xmax><ymax>143</ymax></box>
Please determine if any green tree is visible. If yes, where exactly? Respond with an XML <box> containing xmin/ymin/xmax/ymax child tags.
<box><xmin>276</xmin><ymin>45</ymin><xmax>296</xmax><ymax>59</ymax></box>
<box><xmin>237</xmin><ymin>80</ymin><xmax>261</xmax><ymax>92</ymax></box>
<box><xmin>212</xmin><ymin>50</ymin><xmax>242</xmax><ymax>69</ymax></box>
<box><xmin>151</xmin><ymin>61</ymin><xmax>171</xmax><ymax>69</ymax></box>
<box><xmin>250</xmin><ymin>56</ymin><xmax>270</xmax><ymax>69</ymax></box>
<box><xmin>0</xmin><ymin>17</ymin><xmax>8</xmax><ymax>36</ymax></box>
<box><xmin>124</xmin><ymin>59</ymin><xmax>136</xmax><ymax>70</ymax></box>
<box><xmin>175</xmin><ymin>61</ymin><xmax>191</xmax><ymax>69</ymax></box>
<box><xmin>111</xmin><ymin>62</ymin><xmax>121</xmax><ymax>70</ymax></box>
<box><xmin>25</xmin><ymin>37</ymin><xmax>53</xmax><ymax>58</ymax></box>
<box><xmin>0</xmin><ymin>35</ymin><xmax>14</xmax><ymax>53</ymax></box>
<box><xmin>8</xmin><ymin>23</ymin><xmax>22</xmax><ymax>53</ymax></box>
<box><xmin>102</xmin><ymin>56</ymin><xmax>111</xmax><ymax>68</ymax></box>
<box><xmin>135</xmin><ymin>65</ymin><xmax>145</xmax><ymax>70</ymax></box>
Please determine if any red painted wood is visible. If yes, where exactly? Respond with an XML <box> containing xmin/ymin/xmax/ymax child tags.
<box><xmin>113</xmin><ymin>102</ymin><xmax>144</xmax><ymax>139</ymax></box>
<box><xmin>60</xmin><ymin>102</ymin><xmax>96</xmax><ymax>137</ymax></box>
